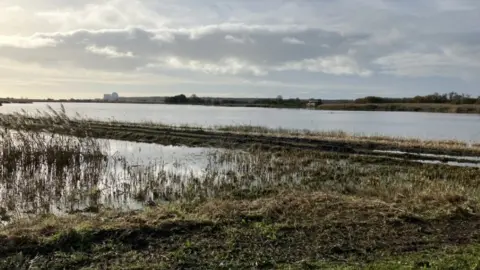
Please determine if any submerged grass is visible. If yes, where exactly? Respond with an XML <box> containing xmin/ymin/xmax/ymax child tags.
<box><xmin>1</xmin><ymin>106</ymin><xmax>480</xmax><ymax>268</ymax></box>
<box><xmin>0</xmin><ymin>125</ymin><xmax>107</xmax><ymax>219</ymax></box>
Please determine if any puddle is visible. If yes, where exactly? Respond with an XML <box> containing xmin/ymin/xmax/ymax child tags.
<box><xmin>1</xmin><ymin>132</ymin><xmax>302</xmax><ymax>220</ymax></box>
<box><xmin>373</xmin><ymin>150</ymin><xmax>480</xmax><ymax>163</ymax></box>
<box><xmin>415</xmin><ymin>160</ymin><xmax>480</xmax><ymax>168</ymax></box>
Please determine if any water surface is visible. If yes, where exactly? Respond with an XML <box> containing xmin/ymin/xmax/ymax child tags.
<box><xmin>1</xmin><ymin>103</ymin><xmax>479</xmax><ymax>141</ymax></box>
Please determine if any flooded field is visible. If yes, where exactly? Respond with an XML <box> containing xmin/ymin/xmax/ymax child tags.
<box><xmin>2</xmin><ymin>126</ymin><xmax>480</xmax><ymax>223</ymax></box>
<box><xmin>2</xmin><ymin>110</ymin><xmax>480</xmax><ymax>269</ymax></box>
<box><xmin>0</xmin><ymin>130</ymin><xmax>309</xmax><ymax>219</ymax></box>
<box><xmin>1</xmin><ymin>102</ymin><xmax>480</xmax><ymax>141</ymax></box>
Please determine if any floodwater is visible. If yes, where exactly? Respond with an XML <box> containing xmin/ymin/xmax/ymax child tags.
<box><xmin>0</xmin><ymin>135</ymin><xmax>258</xmax><ymax>218</ymax></box>
<box><xmin>373</xmin><ymin>150</ymin><xmax>480</xmax><ymax>163</ymax></box>
<box><xmin>2</xmin><ymin>133</ymin><xmax>479</xmax><ymax>221</ymax></box>
<box><xmin>107</xmin><ymin>139</ymin><xmax>216</xmax><ymax>176</ymax></box>
<box><xmin>1</xmin><ymin>102</ymin><xmax>479</xmax><ymax>142</ymax></box>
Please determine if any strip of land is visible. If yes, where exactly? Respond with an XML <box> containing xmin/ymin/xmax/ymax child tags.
<box><xmin>318</xmin><ymin>103</ymin><xmax>480</xmax><ymax>114</ymax></box>
<box><xmin>2</xmin><ymin>91</ymin><xmax>480</xmax><ymax>114</ymax></box>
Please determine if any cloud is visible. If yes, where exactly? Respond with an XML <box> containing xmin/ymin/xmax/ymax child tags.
<box><xmin>276</xmin><ymin>56</ymin><xmax>373</xmax><ymax>77</ymax></box>
<box><xmin>0</xmin><ymin>25</ymin><xmax>370</xmax><ymax>72</ymax></box>
<box><xmin>35</xmin><ymin>0</ymin><xmax>169</xmax><ymax>31</ymax></box>
<box><xmin>145</xmin><ymin>57</ymin><xmax>267</xmax><ymax>76</ymax></box>
<box><xmin>0</xmin><ymin>0</ymin><xmax>479</xmax><ymax>98</ymax></box>
<box><xmin>282</xmin><ymin>37</ymin><xmax>305</xmax><ymax>45</ymax></box>
<box><xmin>4</xmin><ymin>6</ymin><xmax>24</xmax><ymax>12</ymax></box>
<box><xmin>86</xmin><ymin>45</ymin><xmax>134</xmax><ymax>58</ymax></box>
<box><xmin>374</xmin><ymin>49</ymin><xmax>480</xmax><ymax>79</ymax></box>
<box><xmin>0</xmin><ymin>34</ymin><xmax>58</xmax><ymax>48</ymax></box>
<box><xmin>225</xmin><ymin>34</ymin><xmax>255</xmax><ymax>44</ymax></box>
<box><xmin>1</xmin><ymin>22</ymin><xmax>479</xmax><ymax>82</ymax></box>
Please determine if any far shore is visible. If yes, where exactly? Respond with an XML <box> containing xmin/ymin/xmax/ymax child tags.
<box><xmin>2</xmin><ymin>100</ymin><xmax>480</xmax><ymax>114</ymax></box>
<box><xmin>317</xmin><ymin>103</ymin><xmax>480</xmax><ymax>114</ymax></box>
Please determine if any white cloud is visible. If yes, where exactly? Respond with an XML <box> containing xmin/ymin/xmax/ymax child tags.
<box><xmin>276</xmin><ymin>56</ymin><xmax>373</xmax><ymax>77</ymax></box>
<box><xmin>85</xmin><ymin>45</ymin><xmax>134</xmax><ymax>58</ymax></box>
<box><xmin>0</xmin><ymin>34</ymin><xmax>58</xmax><ymax>48</ymax></box>
<box><xmin>282</xmin><ymin>37</ymin><xmax>305</xmax><ymax>45</ymax></box>
<box><xmin>35</xmin><ymin>0</ymin><xmax>168</xmax><ymax>31</ymax></box>
<box><xmin>4</xmin><ymin>6</ymin><xmax>24</xmax><ymax>12</ymax></box>
<box><xmin>148</xmin><ymin>57</ymin><xmax>267</xmax><ymax>76</ymax></box>
<box><xmin>225</xmin><ymin>34</ymin><xmax>255</xmax><ymax>44</ymax></box>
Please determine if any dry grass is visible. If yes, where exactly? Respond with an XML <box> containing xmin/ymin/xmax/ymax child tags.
<box><xmin>1</xmin><ymin>108</ymin><xmax>480</xmax><ymax>268</ymax></box>
<box><xmin>2</xmin><ymin>188</ymin><xmax>476</xmax><ymax>239</ymax></box>
<box><xmin>213</xmin><ymin>124</ymin><xmax>478</xmax><ymax>153</ymax></box>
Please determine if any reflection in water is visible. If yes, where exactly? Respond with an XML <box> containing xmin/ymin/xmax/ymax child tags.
<box><xmin>0</xmin><ymin>133</ymin><xmax>306</xmax><ymax>220</ymax></box>
<box><xmin>415</xmin><ymin>160</ymin><xmax>480</xmax><ymax>168</ymax></box>
<box><xmin>373</xmin><ymin>150</ymin><xmax>480</xmax><ymax>162</ymax></box>
<box><xmin>1</xmin><ymin>131</ymin><xmax>479</xmax><ymax>222</ymax></box>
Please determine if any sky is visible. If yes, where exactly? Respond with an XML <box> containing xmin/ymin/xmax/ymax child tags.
<box><xmin>0</xmin><ymin>0</ymin><xmax>479</xmax><ymax>99</ymax></box>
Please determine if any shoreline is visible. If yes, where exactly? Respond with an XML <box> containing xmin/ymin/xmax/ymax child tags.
<box><xmin>2</xmin><ymin>101</ymin><xmax>480</xmax><ymax>114</ymax></box>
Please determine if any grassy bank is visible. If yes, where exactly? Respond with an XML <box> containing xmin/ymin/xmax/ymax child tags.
<box><xmin>1</xmin><ymin>109</ymin><xmax>480</xmax><ymax>268</ymax></box>
<box><xmin>317</xmin><ymin>103</ymin><xmax>480</xmax><ymax>114</ymax></box>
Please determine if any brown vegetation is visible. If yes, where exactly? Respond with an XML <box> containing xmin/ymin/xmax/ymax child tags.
<box><xmin>1</xmin><ymin>108</ymin><xmax>480</xmax><ymax>269</ymax></box>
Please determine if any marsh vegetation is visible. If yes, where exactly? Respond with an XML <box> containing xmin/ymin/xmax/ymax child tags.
<box><xmin>1</xmin><ymin>108</ymin><xmax>480</xmax><ymax>269</ymax></box>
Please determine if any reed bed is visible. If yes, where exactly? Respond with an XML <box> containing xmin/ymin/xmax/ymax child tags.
<box><xmin>0</xmin><ymin>127</ymin><xmax>107</xmax><ymax>220</ymax></box>
<box><xmin>1</xmin><ymin>127</ymin><xmax>479</xmax><ymax>222</ymax></box>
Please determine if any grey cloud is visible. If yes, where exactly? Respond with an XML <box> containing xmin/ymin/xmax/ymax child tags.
<box><xmin>0</xmin><ymin>16</ymin><xmax>479</xmax><ymax>82</ymax></box>
<box><xmin>0</xmin><ymin>25</ymin><xmax>371</xmax><ymax>73</ymax></box>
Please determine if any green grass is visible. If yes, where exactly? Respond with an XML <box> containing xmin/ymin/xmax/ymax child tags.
<box><xmin>281</xmin><ymin>244</ymin><xmax>480</xmax><ymax>269</ymax></box>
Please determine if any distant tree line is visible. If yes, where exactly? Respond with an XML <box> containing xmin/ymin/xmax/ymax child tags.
<box><xmin>252</xmin><ymin>98</ymin><xmax>323</xmax><ymax>108</ymax></box>
<box><xmin>164</xmin><ymin>94</ymin><xmax>323</xmax><ymax>108</ymax></box>
<box><xmin>355</xmin><ymin>92</ymin><xmax>480</xmax><ymax>105</ymax></box>
<box><xmin>164</xmin><ymin>94</ymin><xmax>219</xmax><ymax>105</ymax></box>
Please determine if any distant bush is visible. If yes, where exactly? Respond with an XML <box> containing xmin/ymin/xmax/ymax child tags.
<box><xmin>354</xmin><ymin>92</ymin><xmax>479</xmax><ymax>105</ymax></box>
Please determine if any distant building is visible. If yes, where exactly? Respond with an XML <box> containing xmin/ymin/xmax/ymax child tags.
<box><xmin>103</xmin><ymin>92</ymin><xmax>119</xmax><ymax>102</ymax></box>
<box><xmin>306</xmin><ymin>99</ymin><xmax>317</xmax><ymax>109</ymax></box>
